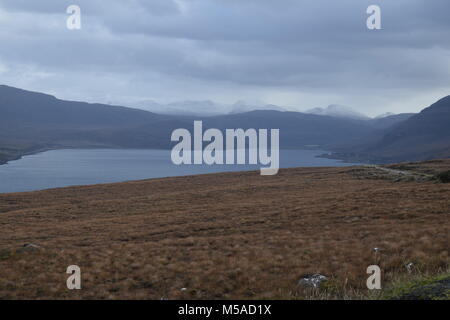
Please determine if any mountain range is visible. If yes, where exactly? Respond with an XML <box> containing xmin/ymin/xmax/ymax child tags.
<box><xmin>0</xmin><ymin>84</ymin><xmax>448</xmax><ymax>165</ymax></box>
<box><xmin>131</xmin><ymin>99</ymin><xmax>396</xmax><ymax>120</ymax></box>
<box><xmin>305</xmin><ymin>104</ymin><xmax>371</xmax><ymax>120</ymax></box>
<box><xmin>131</xmin><ymin>99</ymin><xmax>289</xmax><ymax>116</ymax></box>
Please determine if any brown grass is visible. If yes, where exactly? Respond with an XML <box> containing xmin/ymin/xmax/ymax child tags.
<box><xmin>0</xmin><ymin>160</ymin><xmax>449</xmax><ymax>299</ymax></box>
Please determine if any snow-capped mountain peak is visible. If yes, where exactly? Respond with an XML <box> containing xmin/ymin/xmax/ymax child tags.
<box><xmin>305</xmin><ymin>104</ymin><xmax>370</xmax><ymax>120</ymax></box>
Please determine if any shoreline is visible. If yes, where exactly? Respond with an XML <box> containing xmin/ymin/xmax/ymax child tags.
<box><xmin>0</xmin><ymin>147</ymin><xmax>56</xmax><ymax>166</ymax></box>
<box><xmin>0</xmin><ymin>147</ymin><xmax>360</xmax><ymax>192</ymax></box>
<box><xmin>317</xmin><ymin>151</ymin><xmax>404</xmax><ymax>165</ymax></box>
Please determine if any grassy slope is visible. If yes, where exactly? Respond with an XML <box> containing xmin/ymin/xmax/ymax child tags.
<box><xmin>382</xmin><ymin>272</ymin><xmax>450</xmax><ymax>300</ymax></box>
<box><xmin>0</xmin><ymin>160</ymin><xmax>449</xmax><ymax>299</ymax></box>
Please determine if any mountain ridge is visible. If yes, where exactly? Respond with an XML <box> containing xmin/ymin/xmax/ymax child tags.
<box><xmin>1</xmin><ymin>85</ymin><xmax>447</xmax><ymax>165</ymax></box>
<box><xmin>330</xmin><ymin>95</ymin><xmax>450</xmax><ymax>163</ymax></box>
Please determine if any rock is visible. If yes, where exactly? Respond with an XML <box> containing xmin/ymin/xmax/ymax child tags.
<box><xmin>405</xmin><ymin>262</ymin><xmax>415</xmax><ymax>273</ymax></box>
<box><xmin>297</xmin><ymin>274</ymin><xmax>328</xmax><ymax>288</ymax></box>
<box><xmin>17</xmin><ymin>243</ymin><xmax>41</xmax><ymax>253</ymax></box>
<box><xmin>23</xmin><ymin>243</ymin><xmax>40</xmax><ymax>249</ymax></box>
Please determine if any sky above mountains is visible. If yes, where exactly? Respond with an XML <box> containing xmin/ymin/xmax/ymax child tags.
<box><xmin>0</xmin><ymin>0</ymin><xmax>449</xmax><ymax>116</ymax></box>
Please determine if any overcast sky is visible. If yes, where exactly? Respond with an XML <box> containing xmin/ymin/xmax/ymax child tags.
<box><xmin>0</xmin><ymin>0</ymin><xmax>449</xmax><ymax>116</ymax></box>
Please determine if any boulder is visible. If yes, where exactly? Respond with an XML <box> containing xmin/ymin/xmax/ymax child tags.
<box><xmin>297</xmin><ymin>274</ymin><xmax>328</xmax><ymax>288</ymax></box>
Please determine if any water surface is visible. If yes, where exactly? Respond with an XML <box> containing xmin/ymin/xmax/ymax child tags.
<box><xmin>0</xmin><ymin>149</ymin><xmax>356</xmax><ymax>193</ymax></box>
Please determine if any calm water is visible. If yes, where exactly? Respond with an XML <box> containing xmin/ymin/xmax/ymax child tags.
<box><xmin>0</xmin><ymin>149</ymin><xmax>356</xmax><ymax>193</ymax></box>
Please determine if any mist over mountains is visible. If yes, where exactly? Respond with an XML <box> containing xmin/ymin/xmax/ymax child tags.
<box><xmin>305</xmin><ymin>104</ymin><xmax>371</xmax><ymax>120</ymax></box>
<box><xmin>131</xmin><ymin>99</ymin><xmax>288</xmax><ymax>116</ymax></box>
<box><xmin>0</xmin><ymin>85</ymin><xmax>449</xmax><ymax>165</ymax></box>
<box><xmin>131</xmin><ymin>99</ymin><xmax>395</xmax><ymax>120</ymax></box>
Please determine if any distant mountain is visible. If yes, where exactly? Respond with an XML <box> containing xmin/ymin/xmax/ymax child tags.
<box><xmin>133</xmin><ymin>100</ymin><xmax>227</xmax><ymax>117</ymax></box>
<box><xmin>98</xmin><ymin>109</ymin><xmax>376</xmax><ymax>153</ymax></box>
<box><xmin>0</xmin><ymin>85</ymin><xmax>172</xmax><ymax>162</ymax></box>
<box><xmin>3</xmin><ymin>85</ymin><xmax>442</xmax><ymax>166</ymax></box>
<box><xmin>0</xmin><ymin>85</ymin><xmax>386</xmax><ymax>164</ymax></box>
<box><xmin>368</xmin><ymin>96</ymin><xmax>450</xmax><ymax>161</ymax></box>
<box><xmin>204</xmin><ymin>110</ymin><xmax>374</xmax><ymax>148</ymax></box>
<box><xmin>334</xmin><ymin>96</ymin><xmax>450</xmax><ymax>163</ymax></box>
<box><xmin>228</xmin><ymin>100</ymin><xmax>287</xmax><ymax>114</ymax></box>
<box><xmin>133</xmin><ymin>99</ymin><xmax>288</xmax><ymax>116</ymax></box>
<box><xmin>374</xmin><ymin>112</ymin><xmax>396</xmax><ymax>119</ymax></box>
<box><xmin>368</xmin><ymin>113</ymin><xmax>416</xmax><ymax>130</ymax></box>
<box><xmin>0</xmin><ymin>85</ymin><xmax>164</xmax><ymax>129</ymax></box>
<box><xmin>305</xmin><ymin>104</ymin><xmax>370</xmax><ymax>120</ymax></box>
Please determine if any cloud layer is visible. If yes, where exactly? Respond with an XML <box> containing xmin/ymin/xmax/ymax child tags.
<box><xmin>0</xmin><ymin>0</ymin><xmax>449</xmax><ymax>116</ymax></box>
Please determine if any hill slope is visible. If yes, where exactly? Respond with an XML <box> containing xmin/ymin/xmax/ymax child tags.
<box><xmin>368</xmin><ymin>113</ymin><xmax>415</xmax><ymax>130</ymax></box>
<box><xmin>0</xmin><ymin>160</ymin><xmax>448</xmax><ymax>299</ymax></box>
<box><xmin>0</xmin><ymin>85</ymin><xmax>172</xmax><ymax>162</ymax></box>
<box><xmin>365</xmin><ymin>96</ymin><xmax>450</xmax><ymax>162</ymax></box>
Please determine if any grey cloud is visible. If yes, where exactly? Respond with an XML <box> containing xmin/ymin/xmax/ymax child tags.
<box><xmin>0</xmin><ymin>0</ymin><xmax>449</xmax><ymax>116</ymax></box>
